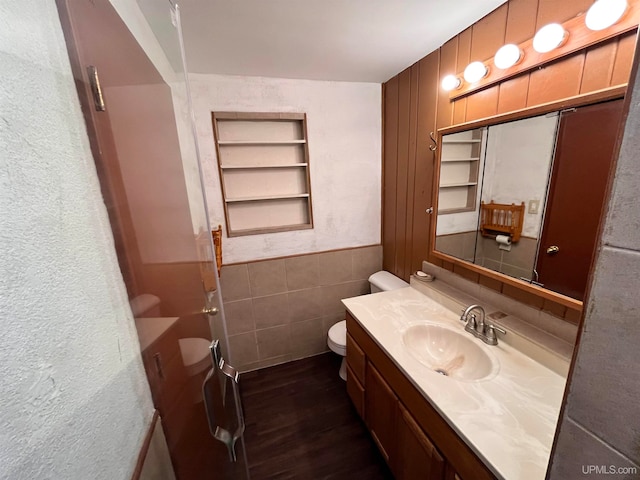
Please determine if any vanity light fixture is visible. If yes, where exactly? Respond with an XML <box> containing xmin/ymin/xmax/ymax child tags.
<box><xmin>441</xmin><ymin>74</ymin><xmax>462</xmax><ymax>91</ymax></box>
<box><xmin>533</xmin><ymin>23</ymin><xmax>568</xmax><ymax>53</ymax></box>
<box><xmin>585</xmin><ymin>0</ymin><xmax>628</xmax><ymax>31</ymax></box>
<box><xmin>463</xmin><ymin>61</ymin><xmax>489</xmax><ymax>84</ymax></box>
<box><xmin>494</xmin><ymin>44</ymin><xmax>523</xmax><ymax>70</ymax></box>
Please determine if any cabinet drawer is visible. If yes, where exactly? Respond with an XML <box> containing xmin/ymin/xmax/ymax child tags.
<box><xmin>346</xmin><ymin>364</ymin><xmax>365</xmax><ymax>419</ymax></box>
<box><xmin>346</xmin><ymin>333</ymin><xmax>365</xmax><ymax>385</ymax></box>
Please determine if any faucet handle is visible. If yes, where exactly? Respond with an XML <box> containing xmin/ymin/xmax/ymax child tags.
<box><xmin>485</xmin><ymin>324</ymin><xmax>507</xmax><ymax>345</ymax></box>
<box><xmin>489</xmin><ymin>324</ymin><xmax>506</xmax><ymax>335</ymax></box>
<box><xmin>464</xmin><ymin>314</ymin><xmax>477</xmax><ymax>334</ymax></box>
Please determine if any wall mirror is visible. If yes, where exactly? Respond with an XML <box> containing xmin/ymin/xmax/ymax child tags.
<box><xmin>433</xmin><ymin>98</ymin><xmax>625</xmax><ymax>302</ymax></box>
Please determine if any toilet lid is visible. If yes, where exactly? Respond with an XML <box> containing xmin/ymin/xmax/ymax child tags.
<box><xmin>328</xmin><ymin>320</ymin><xmax>347</xmax><ymax>347</ymax></box>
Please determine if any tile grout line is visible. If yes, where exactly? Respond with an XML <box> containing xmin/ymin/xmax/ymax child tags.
<box><xmin>567</xmin><ymin>416</ymin><xmax>640</xmax><ymax>467</ymax></box>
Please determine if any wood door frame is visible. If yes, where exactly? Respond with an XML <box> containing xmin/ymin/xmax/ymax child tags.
<box><xmin>55</xmin><ymin>0</ymin><xmax>144</xmax><ymax>297</ymax></box>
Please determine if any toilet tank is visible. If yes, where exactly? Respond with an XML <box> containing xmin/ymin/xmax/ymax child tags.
<box><xmin>368</xmin><ymin>271</ymin><xmax>409</xmax><ymax>293</ymax></box>
<box><xmin>129</xmin><ymin>294</ymin><xmax>161</xmax><ymax>317</ymax></box>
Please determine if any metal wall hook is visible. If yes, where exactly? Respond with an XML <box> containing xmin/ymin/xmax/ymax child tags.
<box><xmin>429</xmin><ymin>131</ymin><xmax>437</xmax><ymax>152</ymax></box>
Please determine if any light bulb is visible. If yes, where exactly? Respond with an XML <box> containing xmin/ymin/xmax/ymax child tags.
<box><xmin>463</xmin><ymin>62</ymin><xmax>489</xmax><ymax>84</ymax></box>
<box><xmin>494</xmin><ymin>44</ymin><xmax>523</xmax><ymax>70</ymax></box>
<box><xmin>585</xmin><ymin>0</ymin><xmax>628</xmax><ymax>31</ymax></box>
<box><xmin>533</xmin><ymin>23</ymin><xmax>568</xmax><ymax>53</ymax></box>
<box><xmin>441</xmin><ymin>74</ymin><xmax>462</xmax><ymax>91</ymax></box>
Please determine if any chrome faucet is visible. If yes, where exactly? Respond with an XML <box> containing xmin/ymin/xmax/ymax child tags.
<box><xmin>460</xmin><ymin>304</ymin><xmax>506</xmax><ymax>346</ymax></box>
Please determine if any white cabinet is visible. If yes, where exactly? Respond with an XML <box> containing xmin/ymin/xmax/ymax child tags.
<box><xmin>212</xmin><ymin>112</ymin><xmax>313</xmax><ymax>236</ymax></box>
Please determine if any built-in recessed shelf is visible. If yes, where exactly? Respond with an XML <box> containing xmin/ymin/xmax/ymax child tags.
<box><xmin>438</xmin><ymin>127</ymin><xmax>485</xmax><ymax>214</ymax></box>
<box><xmin>212</xmin><ymin>112</ymin><xmax>313</xmax><ymax>237</ymax></box>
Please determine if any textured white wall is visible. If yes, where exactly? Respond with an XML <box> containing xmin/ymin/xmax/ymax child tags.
<box><xmin>189</xmin><ymin>73</ymin><xmax>382</xmax><ymax>264</ymax></box>
<box><xmin>482</xmin><ymin>114</ymin><xmax>558</xmax><ymax>238</ymax></box>
<box><xmin>0</xmin><ymin>1</ymin><xmax>154</xmax><ymax>478</ymax></box>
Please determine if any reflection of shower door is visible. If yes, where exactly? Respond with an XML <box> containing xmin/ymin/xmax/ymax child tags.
<box><xmin>536</xmin><ymin>99</ymin><xmax>624</xmax><ymax>301</ymax></box>
<box><xmin>55</xmin><ymin>0</ymin><xmax>249</xmax><ymax>478</ymax></box>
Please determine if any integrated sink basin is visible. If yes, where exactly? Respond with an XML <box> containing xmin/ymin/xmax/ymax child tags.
<box><xmin>402</xmin><ymin>324</ymin><xmax>498</xmax><ymax>381</ymax></box>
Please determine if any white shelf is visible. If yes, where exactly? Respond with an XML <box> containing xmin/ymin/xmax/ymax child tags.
<box><xmin>442</xmin><ymin>139</ymin><xmax>482</xmax><ymax>144</ymax></box>
<box><xmin>225</xmin><ymin>193</ymin><xmax>310</xmax><ymax>203</ymax></box>
<box><xmin>220</xmin><ymin>163</ymin><xmax>308</xmax><ymax>170</ymax></box>
<box><xmin>441</xmin><ymin>158</ymin><xmax>480</xmax><ymax>163</ymax></box>
<box><xmin>440</xmin><ymin>182</ymin><xmax>478</xmax><ymax>188</ymax></box>
<box><xmin>218</xmin><ymin>140</ymin><xmax>306</xmax><ymax>145</ymax></box>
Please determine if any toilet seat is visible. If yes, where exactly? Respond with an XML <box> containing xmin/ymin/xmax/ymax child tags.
<box><xmin>327</xmin><ymin>320</ymin><xmax>347</xmax><ymax>356</ymax></box>
<box><xmin>327</xmin><ymin>320</ymin><xmax>347</xmax><ymax>381</ymax></box>
<box><xmin>178</xmin><ymin>338</ymin><xmax>213</xmax><ymax>377</ymax></box>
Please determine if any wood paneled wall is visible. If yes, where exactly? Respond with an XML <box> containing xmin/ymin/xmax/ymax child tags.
<box><xmin>383</xmin><ymin>51</ymin><xmax>439</xmax><ymax>284</ymax></box>
<box><xmin>382</xmin><ymin>0</ymin><xmax>637</xmax><ymax>320</ymax></box>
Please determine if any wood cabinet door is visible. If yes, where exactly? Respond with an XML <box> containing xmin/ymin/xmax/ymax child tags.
<box><xmin>346</xmin><ymin>364</ymin><xmax>365</xmax><ymax>419</ymax></box>
<box><xmin>395</xmin><ymin>403</ymin><xmax>445</xmax><ymax>480</ymax></box>
<box><xmin>365</xmin><ymin>362</ymin><xmax>398</xmax><ymax>463</ymax></box>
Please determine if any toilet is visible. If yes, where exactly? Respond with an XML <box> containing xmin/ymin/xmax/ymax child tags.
<box><xmin>327</xmin><ymin>271</ymin><xmax>409</xmax><ymax>380</ymax></box>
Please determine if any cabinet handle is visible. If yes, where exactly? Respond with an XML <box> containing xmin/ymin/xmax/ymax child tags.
<box><xmin>546</xmin><ymin>245</ymin><xmax>560</xmax><ymax>254</ymax></box>
<box><xmin>153</xmin><ymin>353</ymin><xmax>164</xmax><ymax>380</ymax></box>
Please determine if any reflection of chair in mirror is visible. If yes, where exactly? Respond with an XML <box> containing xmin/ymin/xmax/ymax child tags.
<box><xmin>480</xmin><ymin>201</ymin><xmax>525</xmax><ymax>242</ymax></box>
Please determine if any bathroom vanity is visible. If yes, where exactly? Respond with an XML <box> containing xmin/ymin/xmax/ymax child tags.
<box><xmin>135</xmin><ymin>317</ymin><xmax>189</xmax><ymax>448</ymax></box>
<box><xmin>342</xmin><ymin>286</ymin><xmax>568</xmax><ymax>480</ymax></box>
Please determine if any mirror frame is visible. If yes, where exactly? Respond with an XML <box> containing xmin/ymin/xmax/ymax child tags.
<box><xmin>429</xmin><ymin>85</ymin><xmax>627</xmax><ymax>313</ymax></box>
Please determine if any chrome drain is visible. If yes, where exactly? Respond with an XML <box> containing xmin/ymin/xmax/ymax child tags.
<box><xmin>434</xmin><ymin>368</ymin><xmax>448</xmax><ymax>376</ymax></box>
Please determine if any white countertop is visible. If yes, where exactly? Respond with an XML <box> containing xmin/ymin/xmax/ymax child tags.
<box><xmin>135</xmin><ymin>316</ymin><xmax>179</xmax><ymax>352</ymax></box>
<box><xmin>342</xmin><ymin>286</ymin><xmax>568</xmax><ymax>480</ymax></box>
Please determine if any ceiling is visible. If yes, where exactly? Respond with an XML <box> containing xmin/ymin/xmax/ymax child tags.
<box><xmin>176</xmin><ymin>0</ymin><xmax>508</xmax><ymax>83</ymax></box>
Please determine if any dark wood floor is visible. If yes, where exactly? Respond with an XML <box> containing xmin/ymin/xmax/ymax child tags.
<box><xmin>240</xmin><ymin>353</ymin><xmax>393</xmax><ymax>480</ymax></box>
